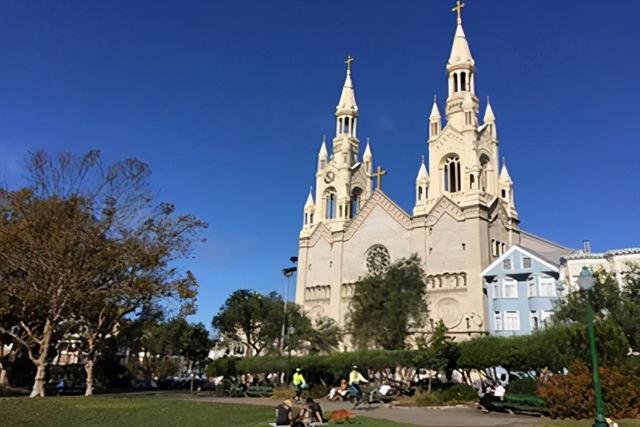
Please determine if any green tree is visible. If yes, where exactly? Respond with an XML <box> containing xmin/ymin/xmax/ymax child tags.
<box><xmin>347</xmin><ymin>254</ymin><xmax>428</xmax><ymax>350</ymax></box>
<box><xmin>553</xmin><ymin>267</ymin><xmax>640</xmax><ymax>362</ymax></box>
<box><xmin>212</xmin><ymin>290</ymin><xmax>284</xmax><ymax>356</ymax></box>
<box><xmin>415</xmin><ymin>320</ymin><xmax>459</xmax><ymax>387</ymax></box>
<box><xmin>0</xmin><ymin>150</ymin><xmax>206</xmax><ymax>397</ymax></box>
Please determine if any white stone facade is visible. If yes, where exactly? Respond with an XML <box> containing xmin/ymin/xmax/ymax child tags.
<box><xmin>295</xmin><ymin>8</ymin><xmax>570</xmax><ymax>344</ymax></box>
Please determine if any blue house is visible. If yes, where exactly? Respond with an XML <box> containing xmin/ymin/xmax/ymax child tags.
<box><xmin>481</xmin><ymin>245</ymin><xmax>563</xmax><ymax>336</ymax></box>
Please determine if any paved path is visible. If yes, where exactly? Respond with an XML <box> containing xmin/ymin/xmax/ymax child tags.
<box><xmin>188</xmin><ymin>396</ymin><xmax>547</xmax><ymax>427</ymax></box>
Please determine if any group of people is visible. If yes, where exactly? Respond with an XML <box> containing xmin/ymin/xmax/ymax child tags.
<box><xmin>275</xmin><ymin>397</ymin><xmax>324</xmax><ymax>427</ymax></box>
<box><xmin>274</xmin><ymin>365</ymin><xmax>369</xmax><ymax>426</ymax></box>
<box><xmin>477</xmin><ymin>380</ymin><xmax>506</xmax><ymax>413</ymax></box>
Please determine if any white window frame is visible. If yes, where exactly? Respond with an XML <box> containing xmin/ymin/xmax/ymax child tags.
<box><xmin>502</xmin><ymin>277</ymin><xmax>518</xmax><ymax>298</ymax></box>
<box><xmin>522</xmin><ymin>256</ymin><xmax>532</xmax><ymax>269</ymax></box>
<box><xmin>493</xmin><ymin>281</ymin><xmax>502</xmax><ymax>298</ymax></box>
<box><xmin>539</xmin><ymin>276</ymin><xmax>556</xmax><ymax>297</ymax></box>
<box><xmin>529</xmin><ymin>311</ymin><xmax>540</xmax><ymax>331</ymax></box>
<box><xmin>494</xmin><ymin>311</ymin><xmax>503</xmax><ymax>331</ymax></box>
<box><xmin>504</xmin><ymin>310</ymin><xmax>520</xmax><ymax>331</ymax></box>
<box><xmin>527</xmin><ymin>278</ymin><xmax>538</xmax><ymax>297</ymax></box>
<box><xmin>502</xmin><ymin>258</ymin><xmax>512</xmax><ymax>270</ymax></box>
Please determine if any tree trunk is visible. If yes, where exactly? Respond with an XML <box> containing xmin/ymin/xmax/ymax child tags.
<box><xmin>30</xmin><ymin>361</ymin><xmax>47</xmax><ymax>398</ymax></box>
<box><xmin>30</xmin><ymin>319</ymin><xmax>53</xmax><ymax>398</ymax></box>
<box><xmin>0</xmin><ymin>366</ymin><xmax>8</xmax><ymax>386</ymax></box>
<box><xmin>84</xmin><ymin>358</ymin><xmax>95</xmax><ymax>396</ymax></box>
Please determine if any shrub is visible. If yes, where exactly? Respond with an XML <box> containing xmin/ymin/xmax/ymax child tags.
<box><xmin>508</xmin><ymin>377</ymin><xmax>538</xmax><ymax>395</ymax></box>
<box><xmin>538</xmin><ymin>359</ymin><xmax>640</xmax><ymax>419</ymax></box>
<box><xmin>439</xmin><ymin>383</ymin><xmax>477</xmax><ymax>403</ymax></box>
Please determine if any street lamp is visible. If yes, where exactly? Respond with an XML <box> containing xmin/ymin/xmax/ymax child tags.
<box><xmin>577</xmin><ymin>266</ymin><xmax>608</xmax><ymax>427</ymax></box>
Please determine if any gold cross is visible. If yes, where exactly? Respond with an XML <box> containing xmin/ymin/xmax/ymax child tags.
<box><xmin>370</xmin><ymin>165</ymin><xmax>387</xmax><ymax>190</ymax></box>
<box><xmin>345</xmin><ymin>55</ymin><xmax>355</xmax><ymax>72</ymax></box>
<box><xmin>452</xmin><ymin>1</ymin><xmax>465</xmax><ymax>25</ymax></box>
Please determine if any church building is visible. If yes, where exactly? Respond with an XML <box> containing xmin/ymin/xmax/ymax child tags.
<box><xmin>294</xmin><ymin>3</ymin><xmax>570</xmax><ymax>342</ymax></box>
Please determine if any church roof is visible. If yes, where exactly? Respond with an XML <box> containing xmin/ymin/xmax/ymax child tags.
<box><xmin>363</xmin><ymin>140</ymin><xmax>372</xmax><ymax>160</ymax></box>
<box><xmin>448</xmin><ymin>23</ymin><xmax>475</xmax><ymax>69</ymax></box>
<box><xmin>416</xmin><ymin>160</ymin><xmax>429</xmax><ymax>182</ymax></box>
<box><xmin>429</xmin><ymin>98</ymin><xmax>441</xmax><ymax>120</ymax></box>
<box><xmin>499</xmin><ymin>163</ymin><xmax>513</xmax><ymax>183</ymax></box>
<box><xmin>304</xmin><ymin>189</ymin><xmax>315</xmax><ymax>209</ymax></box>
<box><xmin>318</xmin><ymin>138</ymin><xmax>328</xmax><ymax>158</ymax></box>
<box><xmin>484</xmin><ymin>99</ymin><xmax>496</xmax><ymax>122</ymax></box>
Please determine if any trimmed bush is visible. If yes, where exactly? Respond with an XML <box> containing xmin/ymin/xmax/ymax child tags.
<box><xmin>538</xmin><ymin>359</ymin><xmax>640</xmax><ymax>419</ymax></box>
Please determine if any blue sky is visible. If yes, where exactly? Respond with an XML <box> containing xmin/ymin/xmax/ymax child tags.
<box><xmin>1</xmin><ymin>1</ymin><xmax>639</xmax><ymax>329</ymax></box>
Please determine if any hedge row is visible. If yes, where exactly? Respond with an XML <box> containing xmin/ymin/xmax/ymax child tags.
<box><xmin>208</xmin><ymin>323</ymin><xmax>631</xmax><ymax>378</ymax></box>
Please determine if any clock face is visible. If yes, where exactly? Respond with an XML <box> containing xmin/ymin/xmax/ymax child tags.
<box><xmin>324</xmin><ymin>171</ymin><xmax>335</xmax><ymax>184</ymax></box>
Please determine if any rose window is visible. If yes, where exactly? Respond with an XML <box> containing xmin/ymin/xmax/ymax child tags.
<box><xmin>365</xmin><ymin>245</ymin><xmax>391</xmax><ymax>275</ymax></box>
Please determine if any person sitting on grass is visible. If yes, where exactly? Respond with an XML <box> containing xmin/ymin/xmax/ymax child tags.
<box><xmin>292</xmin><ymin>368</ymin><xmax>307</xmax><ymax>402</ymax></box>
<box><xmin>328</xmin><ymin>379</ymin><xmax>348</xmax><ymax>401</ymax></box>
<box><xmin>275</xmin><ymin>399</ymin><xmax>293</xmax><ymax>426</ymax></box>
<box><xmin>306</xmin><ymin>397</ymin><xmax>325</xmax><ymax>423</ymax></box>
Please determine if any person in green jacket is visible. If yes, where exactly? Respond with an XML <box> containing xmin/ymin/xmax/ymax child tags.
<box><xmin>292</xmin><ymin>368</ymin><xmax>307</xmax><ymax>401</ymax></box>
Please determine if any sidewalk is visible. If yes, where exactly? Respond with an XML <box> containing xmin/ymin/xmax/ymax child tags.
<box><xmin>189</xmin><ymin>396</ymin><xmax>545</xmax><ymax>427</ymax></box>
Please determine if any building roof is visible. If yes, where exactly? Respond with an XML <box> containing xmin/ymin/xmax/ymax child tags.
<box><xmin>481</xmin><ymin>244</ymin><xmax>560</xmax><ymax>277</ymax></box>
<box><xmin>563</xmin><ymin>247</ymin><xmax>640</xmax><ymax>261</ymax></box>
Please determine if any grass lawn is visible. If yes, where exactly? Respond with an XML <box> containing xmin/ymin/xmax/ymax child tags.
<box><xmin>0</xmin><ymin>393</ymin><xmax>415</xmax><ymax>427</ymax></box>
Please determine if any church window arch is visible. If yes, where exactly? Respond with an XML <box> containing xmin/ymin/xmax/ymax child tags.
<box><xmin>324</xmin><ymin>187</ymin><xmax>337</xmax><ymax>219</ymax></box>
<box><xmin>442</xmin><ymin>154</ymin><xmax>461</xmax><ymax>193</ymax></box>
<box><xmin>469</xmin><ymin>174</ymin><xmax>475</xmax><ymax>189</ymax></box>
<box><xmin>418</xmin><ymin>186</ymin><xmax>423</xmax><ymax>200</ymax></box>
<box><xmin>453</xmin><ymin>73</ymin><xmax>459</xmax><ymax>92</ymax></box>
<box><xmin>460</xmin><ymin>72</ymin><xmax>467</xmax><ymax>92</ymax></box>
<box><xmin>350</xmin><ymin>187</ymin><xmax>363</xmax><ymax>218</ymax></box>
<box><xmin>344</xmin><ymin>117</ymin><xmax>350</xmax><ymax>135</ymax></box>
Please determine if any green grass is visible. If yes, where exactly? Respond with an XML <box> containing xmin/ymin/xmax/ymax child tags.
<box><xmin>0</xmin><ymin>394</ymin><xmax>414</xmax><ymax>427</ymax></box>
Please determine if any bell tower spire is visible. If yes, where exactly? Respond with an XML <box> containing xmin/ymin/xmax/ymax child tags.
<box><xmin>446</xmin><ymin>1</ymin><xmax>478</xmax><ymax>129</ymax></box>
<box><xmin>333</xmin><ymin>55</ymin><xmax>360</xmax><ymax>167</ymax></box>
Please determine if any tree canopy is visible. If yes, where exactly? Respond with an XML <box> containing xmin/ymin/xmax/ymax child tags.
<box><xmin>347</xmin><ymin>254</ymin><xmax>428</xmax><ymax>350</ymax></box>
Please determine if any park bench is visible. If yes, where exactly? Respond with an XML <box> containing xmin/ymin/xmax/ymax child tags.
<box><xmin>245</xmin><ymin>385</ymin><xmax>274</xmax><ymax>397</ymax></box>
<box><xmin>491</xmin><ymin>393</ymin><xmax>549</xmax><ymax>417</ymax></box>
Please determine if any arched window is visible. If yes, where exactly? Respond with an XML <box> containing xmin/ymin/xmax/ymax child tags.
<box><xmin>469</xmin><ymin>174</ymin><xmax>475</xmax><ymax>189</ymax></box>
<box><xmin>350</xmin><ymin>187</ymin><xmax>363</xmax><ymax>218</ymax></box>
<box><xmin>453</xmin><ymin>73</ymin><xmax>458</xmax><ymax>92</ymax></box>
<box><xmin>460</xmin><ymin>72</ymin><xmax>467</xmax><ymax>92</ymax></box>
<box><xmin>443</xmin><ymin>154</ymin><xmax>461</xmax><ymax>193</ymax></box>
<box><xmin>344</xmin><ymin>117</ymin><xmax>350</xmax><ymax>134</ymax></box>
<box><xmin>418</xmin><ymin>186</ymin><xmax>423</xmax><ymax>200</ymax></box>
<box><xmin>324</xmin><ymin>188</ymin><xmax>337</xmax><ymax>219</ymax></box>
<box><xmin>479</xmin><ymin>154</ymin><xmax>490</xmax><ymax>192</ymax></box>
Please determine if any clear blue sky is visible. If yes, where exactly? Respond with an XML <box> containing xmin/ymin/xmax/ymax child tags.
<box><xmin>1</xmin><ymin>1</ymin><xmax>639</xmax><ymax>328</ymax></box>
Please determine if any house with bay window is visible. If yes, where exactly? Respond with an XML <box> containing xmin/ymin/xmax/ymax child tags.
<box><xmin>481</xmin><ymin>245</ymin><xmax>564</xmax><ymax>336</ymax></box>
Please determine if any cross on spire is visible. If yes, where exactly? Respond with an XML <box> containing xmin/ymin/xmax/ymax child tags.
<box><xmin>452</xmin><ymin>0</ymin><xmax>465</xmax><ymax>25</ymax></box>
<box><xmin>369</xmin><ymin>165</ymin><xmax>387</xmax><ymax>191</ymax></box>
<box><xmin>345</xmin><ymin>55</ymin><xmax>355</xmax><ymax>72</ymax></box>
